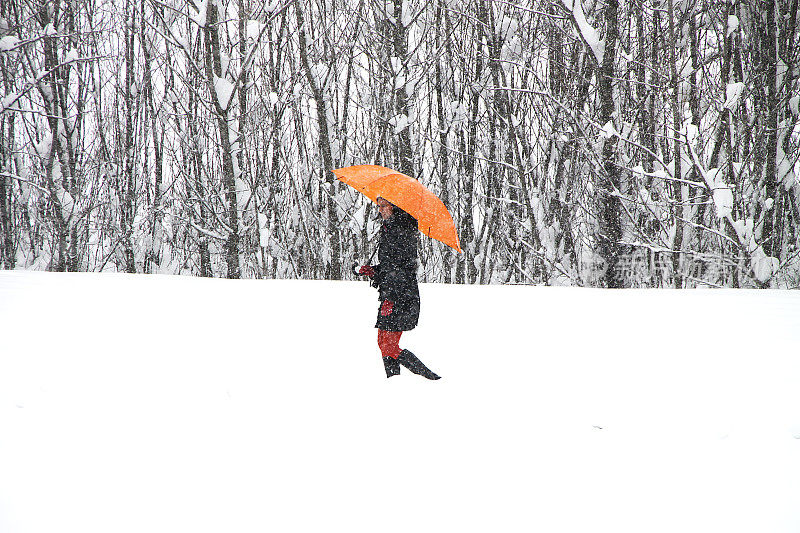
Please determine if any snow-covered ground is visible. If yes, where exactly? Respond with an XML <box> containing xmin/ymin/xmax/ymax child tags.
<box><xmin>1</xmin><ymin>271</ymin><xmax>799</xmax><ymax>533</ymax></box>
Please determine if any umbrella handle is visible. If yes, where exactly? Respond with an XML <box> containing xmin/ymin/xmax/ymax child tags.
<box><xmin>353</xmin><ymin>246</ymin><xmax>379</xmax><ymax>277</ymax></box>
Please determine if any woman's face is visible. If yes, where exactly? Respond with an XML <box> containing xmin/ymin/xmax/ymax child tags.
<box><xmin>377</xmin><ymin>198</ymin><xmax>394</xmax><ymax>220</ymax></box>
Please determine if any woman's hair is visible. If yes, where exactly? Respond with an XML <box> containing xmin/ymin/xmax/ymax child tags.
<box><xmin>377</xmin><ymin>197</ymin><xmax>416</xmax><ymax>225</ymax></box>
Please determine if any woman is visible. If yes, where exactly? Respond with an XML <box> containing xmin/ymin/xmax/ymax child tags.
<box><xmin>358</xmin><ymin>197</ymin><xmax>440</xmax><ymax>380</ymax></box>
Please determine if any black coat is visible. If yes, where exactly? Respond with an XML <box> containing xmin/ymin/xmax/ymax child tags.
<box><xmin>372</xmin><ymin>209</ymin><xmax>420</xmax><ymax>331</ymax></box>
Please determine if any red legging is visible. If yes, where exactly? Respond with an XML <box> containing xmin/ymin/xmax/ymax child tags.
<box><xmin>377</xmin><ymin>329</ymin><xmax>403</xmax><ymax>360</ymax></box>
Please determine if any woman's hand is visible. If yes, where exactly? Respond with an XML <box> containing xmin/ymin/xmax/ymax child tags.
<box><xmin>380</xmin><ymin>300</ymin><xmax>394</xmax><ymax>316</ymax></box>
<box><xmin>358</xmin><ymin>265</ymin><xmax>375</xmax><ymax>278</ymax></box>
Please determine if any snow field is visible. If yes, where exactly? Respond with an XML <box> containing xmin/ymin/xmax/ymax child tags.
<box><xmin>1</xmin><ymin>271</ymin><xmax>799</xmax><ymax>533</ymax></box>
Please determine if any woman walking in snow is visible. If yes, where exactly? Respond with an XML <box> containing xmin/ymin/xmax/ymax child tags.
<box><xmin>358</xmin><ymin>197</ymin><xmax>440</xmax><ymax>380</ymax></box>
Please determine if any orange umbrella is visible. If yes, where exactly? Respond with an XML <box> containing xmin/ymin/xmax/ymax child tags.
<box><xmin>333</xmin><ymin>164</ymin><xmax>462</xmax><ymax>253</ymax></box>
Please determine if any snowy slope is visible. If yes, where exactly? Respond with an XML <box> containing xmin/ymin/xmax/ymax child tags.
<box><xmin>1</xmin><ymin>271</ymin><xmax>799</xmax><ymax>533</ymax></box>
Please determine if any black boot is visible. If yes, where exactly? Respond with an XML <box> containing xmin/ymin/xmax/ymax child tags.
<box><xmin>383</xmin><ymin>356</ymin><xmax>400</xmax><ymax>378</ymax></box>
<box><xmin>397</xmin><ymin>349</ymin><xmax>440</xmax><ymax>380</ymax></box>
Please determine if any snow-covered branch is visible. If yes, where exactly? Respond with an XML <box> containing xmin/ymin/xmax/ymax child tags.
<box><xmin>560</xmin><ymin>0</ymin><xmax>604</xmax><ymax>65</ymax></box>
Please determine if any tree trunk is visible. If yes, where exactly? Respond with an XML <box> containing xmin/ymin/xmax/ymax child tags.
<box><xmin>0</xmin><ymin>110</ymin><xmax>15</xmax><ymax>269</ymax></box>
<box><xmin>185</xmin><ymin>45</ymin><xmax>212</xmax><ymax>278</ymax></box>
<box><xmin>204</xmin><ymin>1</ymin><xmax>240</xmax><ymax>279</ymax></box>
<box><xmin>435</xmin><ymin>1</ymin><xmax>453</xmax><ymax>283</ymax></box>
<box><xmin>666</xmin><ymin>0</ymin><xmax>684</xmax><ymax>288</ymax></box>
<box><xmin>759</xmin><ymin>0</ymin><xmax>780</xmax><ymax>260</ymax></box>
<box><xmin>597</xmin><ymin>0</ymin><xmax>622</xmax><ymax>288</ymax></box>
<box><xmin>295</xmin><ymin>0</ymin><xmax>341</xmax><ymax>280</ymax></box>
<box><xmin>38</xmin><ymin>0</ymin><xmax>70</xmax><ymax>272</ymax></box>
<box><xmin>141</xmin><ymin>0</ymin><xmax>163</xmax><ymax>274</ymax></box>
<box><xmin>456</xmin><ymin>15</ymin><xmax>482</xmax><ymax>285</ymax></box>
<box><xmin>122</xmin><ymin>0</ymin><xmax>137</xmax><ymax>273</ymax></box>
<box><xmin>391</xmin><ymin>0</ymin><xmax>414</xmax><ymax>177</ymax></box>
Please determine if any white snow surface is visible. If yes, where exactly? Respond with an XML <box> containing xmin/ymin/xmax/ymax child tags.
<box><xmin>1</xmin><ymin>271</ymin><xmax>800</xmax><ymax>533</ymax></box>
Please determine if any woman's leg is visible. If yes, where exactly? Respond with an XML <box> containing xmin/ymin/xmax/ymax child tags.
<box><xmin>377</xmin><ymin>329</ymin><xmax>403</xmax><ymax>359</ymax></box>
<box><xmin>377</xmin><ymin>329</ymin><xmax>402</xmax><ymax>378</ymax></box>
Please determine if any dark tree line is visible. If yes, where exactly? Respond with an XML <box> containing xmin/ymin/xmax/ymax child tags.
<box><xmin>1</xmin><ymin>0</ymin><xmax>798</xmax><ymax>287</ymax></box>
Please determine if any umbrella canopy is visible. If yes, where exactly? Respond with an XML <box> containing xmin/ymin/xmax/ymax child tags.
<box><xmin>333</xmin><ymin>165</ymin><xmax>462</xmax><ymax>253</ymax></box>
